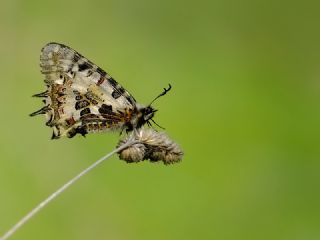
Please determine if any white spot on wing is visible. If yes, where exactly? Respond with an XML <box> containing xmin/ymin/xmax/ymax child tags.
<box><xmin>90</xmin><ymin>72</ymin><xmax>100</xmax><ymax>84</ymax></box>
<box><xmin>55</xmin><ymin>79</ymin><xmax>63</xmax><ymax>84</ymax></box>
<box><xmin>53</xmin><ymin>45</ymin><xmax>60</xmax><ymax>52</ymax></box>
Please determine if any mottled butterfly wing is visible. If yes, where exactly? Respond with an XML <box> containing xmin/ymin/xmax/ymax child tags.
<box><xmin>33</xmin><ymin>42</ymin><xmax>137</xmax><ymax>138</ymax></box>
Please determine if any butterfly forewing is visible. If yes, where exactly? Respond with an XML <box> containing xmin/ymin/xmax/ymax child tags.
<box><xmin>35</xmin><ymin>42</ymin><xmax>137</xmax><ymax>138</ymax></box>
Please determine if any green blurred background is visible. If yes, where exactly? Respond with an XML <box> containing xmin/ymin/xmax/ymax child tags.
<box><xmin>1</xmin><ymin>0</ymin><xmax>320</xmax><ymax>239</ymax></box>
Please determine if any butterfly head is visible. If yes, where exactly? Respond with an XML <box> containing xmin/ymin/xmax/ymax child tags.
<box><xmin>143</xmin><ymin>106</ymin><xmax>157</xmax><ymax>122</ymax></box>
<box><xmin>135</xmin><ymin>105</ymin><xmax>157</xmax><ymax>128</ymax></box>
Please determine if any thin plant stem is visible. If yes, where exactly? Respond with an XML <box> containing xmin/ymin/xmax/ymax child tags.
<box><xmin>0</xmin><ymin>140</ymin><xmax>138</xmax><ymax>240</ymax></box>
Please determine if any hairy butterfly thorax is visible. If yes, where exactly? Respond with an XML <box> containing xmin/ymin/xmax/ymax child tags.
<box><xmin>30</xmin><ymin>42</ymin><xmax>171</xmax><ymax>139</ymax></box>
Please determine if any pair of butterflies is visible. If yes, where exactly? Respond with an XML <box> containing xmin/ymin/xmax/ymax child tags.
<box><xmin>30</xmin><ymin>42</ymin><xmax>171</xmax><ymax>139</ymax></box>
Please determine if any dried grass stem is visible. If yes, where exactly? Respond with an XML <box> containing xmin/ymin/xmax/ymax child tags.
<box><xmin>0</xmin><ymin>139</ymin><xmax>138</xmax><ymax>240</ymax></box>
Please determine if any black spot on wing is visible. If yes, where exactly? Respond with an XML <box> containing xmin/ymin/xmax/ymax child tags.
<box><xmin>108</xmin><ymin>77</ymin><xmax>118</xmax><ymax>87</ymax></box>
<box><xmin>80</xmin><ymin>108</ymin><xmax>91</xmax><ymax>116</ymax></box>
<box><xmin>87</xmin><ymin>70</ymin><xmax>93</xmax><ymax>76</ymax></box>
<box><xmin>111</xmin><ymin>87</ymin><xmax>125</xmax><ymax>99</ymax></box>
<box><xmin>126</xmin><ymin>96</ymin><xmax>135</xmax><ymax>105</ymax></box>
<box><xmin>98</xmin><ymin>104</ymin><xmax>114</xmax><ymax>115</ymax></box>
<box><xmin>76</xmin><ymin>127</ymin><xmax>88</xmax><ymax>137</ymax></box>
<box><xmin>67</xmin><ymin>126</ymin><xmax>87</xmax><ymax>138</ymax></box>
<box><xmin>78</xmin><ymin>62</ymin><xmax>92</xmax><ymax>71</ymax></box>
<box><xmin>75</xmin><ymin>95</ymin><xmax>82</xmax><ymax>100</ymax></box>
<box><xmin>75</xmin><ymin>100</ymin><xmax>90</xmax><ymax>110</ymax></box>
<box><xmin>73</xmin><ymin>54</ymin><xmax>80</xmax><ymax>62</ymax></box>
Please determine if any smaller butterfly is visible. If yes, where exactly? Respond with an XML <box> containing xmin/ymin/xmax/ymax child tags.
<box><xmin>30</xmin><ymin>42</ymin><xmax>171</xmax><ymax>139</ymax></box>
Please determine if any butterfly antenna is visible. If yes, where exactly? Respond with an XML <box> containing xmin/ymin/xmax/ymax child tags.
<box><xmin>149</xmin><ymin>84</ymin><xmax>172</xmax><ymax>106</ymax></box>
<box><xmin>150</xmin><ymin>119</ymin><xmax>165</xmax><ymax>130</ymax></box>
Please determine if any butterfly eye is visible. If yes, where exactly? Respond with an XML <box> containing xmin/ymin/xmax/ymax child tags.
<box><xmin>144</xmin><ymin>110</ymin><xmax>155</xmax><ymax>121</ymax></box>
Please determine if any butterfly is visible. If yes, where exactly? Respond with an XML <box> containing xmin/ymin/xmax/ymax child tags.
<box><xmin>30</xmin><ymin>42</ymin><xmax>171</xmax><ymax>139</ymax></box>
